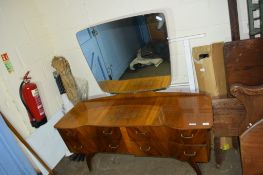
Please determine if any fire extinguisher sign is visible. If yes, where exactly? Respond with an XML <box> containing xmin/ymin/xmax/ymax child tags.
<box><xmin>1</xmin><ymin>53</ymin><xmax>14</xmax><ymax>73</ymax></box>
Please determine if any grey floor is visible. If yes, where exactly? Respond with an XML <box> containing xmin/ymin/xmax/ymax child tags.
<box><xmin>54</xmin><ymin>149</ymin><xmax>242</xmax><ymax>175</ymax></box>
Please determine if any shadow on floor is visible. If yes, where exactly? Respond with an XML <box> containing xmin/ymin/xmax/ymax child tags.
<box><xmin>53</xmin><ymin>149</ymin><xmax>242</xmax><ymax>175</ymax></box>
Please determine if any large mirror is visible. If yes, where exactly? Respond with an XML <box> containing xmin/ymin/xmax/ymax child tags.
<box><xmin>77</xmin><ymin>13</ymin><xmax>171</xmax><ymax>93</ymax></box>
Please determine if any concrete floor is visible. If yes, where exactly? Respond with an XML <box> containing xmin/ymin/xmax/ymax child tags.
<box><xmin>54</xmin><ymin>149</ymin><xmax>242</xmax><ymax>175</ymax></box>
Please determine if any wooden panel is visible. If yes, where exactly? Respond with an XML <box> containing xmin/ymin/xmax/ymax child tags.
<box><xmin>58</xmin><ymin>129</ymin><xmax>85</xmax><ymax>153</ymax></box>
<box><xmin>55</xmin><ymin>91</ymin><xmax>213</xmax><ymax>130</ymax></box>
<box><xmin>81</xmin><ymin>126</ymin><xmax>122</xmax><ymax>140</ymax></box>
<box><xmin>240</xmin><ymin>119</ymin><xmax>263</xmax><ymax>175</ymax></box>
<box><xmin>230</xmin><ymin>84</ymin><xmax>263</xmax><ymax>134</ymax></box>
<box><xmin>145</xmin><ymin>14</ymin><xmax>167</xmax><ymax>41</ymax></box>
<box><xmin>99</xmin><ymin>140</ymin><xmax>127</xmax><ymax>153</ymax></box>
<box><xmin>126</xmin><ymin>127</ymin><xmax>208</xmax><ymax>144</ymax></box>
<box><xmin>169</xmin><ymin>143</ymin><xmax>210</xmax><ymax>162</ymax></box>
<box><xmin>227</xmin><ymin>0</ymin><xmax>240</xmax><ymax>41</ymax></box>
<box><xmin>224</xmin><ymin>38</ymin><xmax>263</xmax><ymax>94</ymax></box>
<box><xmin>98</xmin><ymin>75</ymin><xmax>171</xmax><ymax>94</ymax></box>
<box><xmin>212</xmin><ymin>98</ymin><xmax>245</xmax><ymax>136</ymax></box>
<box><xmin>133</xmin><ymin>141</ymin><xmax>170</xmax><ymax>157</ymax></box>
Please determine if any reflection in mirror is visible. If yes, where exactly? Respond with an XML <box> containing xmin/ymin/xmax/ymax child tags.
<box><xmin>76</xmin><ymin>13</ymin><xmax>171</xmax><ymax>93</ymax></box>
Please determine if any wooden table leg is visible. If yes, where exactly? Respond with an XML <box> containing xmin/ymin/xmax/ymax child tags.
<box><xmin>188</xmin><ymin>162</ymin><xmax>202</xmax><ymax>175</ymax></box>
<box><xmin>85</xmin><ymin>153</ymin><xmax>95</xmax><ymax>171</ymax></box>
<box><xmin>232</xmin><ymin>136</ymin><xmax>239</xmax><ymax>150</ymax></box>
<box><xmin>214</xmin><ymin>136</ymin><xmax>225</xmax><ymax>168</ymax></box>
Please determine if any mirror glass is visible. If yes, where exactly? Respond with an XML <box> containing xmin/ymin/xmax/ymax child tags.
<box><xmin>76</xmin><ymin>13</ymin><xmax>171</xmax><ymax>93</ymax></box>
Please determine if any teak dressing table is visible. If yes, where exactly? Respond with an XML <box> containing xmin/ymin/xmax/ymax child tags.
<box><xmin>55</xmin><ymin>86</ymin><xmax>213</xmax><ymax>175</ymax></box>
<box><xmin>56</xmin><ymin>15</ymin><xmax>212</xmax><ymax>174</ymax></box>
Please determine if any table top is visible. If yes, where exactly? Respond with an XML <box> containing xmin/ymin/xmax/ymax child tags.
<box><xmin>55</xmin><ymin>91</ymin><xmax>213</xmax><ymax>130</ymax></box>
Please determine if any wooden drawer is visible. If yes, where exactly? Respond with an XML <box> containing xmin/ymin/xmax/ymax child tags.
<box><xmin>80</xmin><ymin>126</ymin><xmax>122</xmax><ymax>140</ymax></box>
<box><xmin>58</xmin><ymin>129</ymin><xmax>83</xmax><ymax>153</ymax></box>
<box><xmin>58</xmin><ymin>128</ymin><xmax>122</xmax><ymax>153</ymax></box>
<box><xmin>174</xmin><ymin>130</ymin><xmax>209</xmax><ymax>144</ymax></box>
<box><xmin>126</xmin><ymin>127</ymin><xmax>209</xmax><ymax>144</ymax></box>
<box><xmin>99</xmin><ymin>140</ymin><xmax>127</xmax><ymax>153</ymax></box>
<box><xmin>169</xmin><ymin>142</ymin><xmax>210</xmax><ymax>162</ymax></box>
<box><xmin>132</xmin><ymin>141</ymin><xmax>170</xmax><ymax>156</ymax></box>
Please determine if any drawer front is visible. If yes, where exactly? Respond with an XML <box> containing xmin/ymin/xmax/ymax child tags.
<box><xmin>58</xmin><ymin>129</ymin><xmax>84</xmax><ymax>153</ymax></box>
<box><xmin>126</xmin><ymin>126</ymin><xmax>168</xmax><ymax>141</ymax></box>
<box><xmin>172</xmin><ymin>130</ymin><xmax>209</xmax><ymax>144</ymax></box>
<box><xmin>126</xmin><ymin>127</ymin><xmax>209</xmax><ymax>144</ymax></box>
<box><xmin>132</xmin><ymin>141</ymin><xmax>170</xmax><ymax>156</ymax></box>
<box><xmin>80</xmin><ymin>126</ymin><xmax>122</xmax><ymax>140</ymax></box>
<box><xmin>169</xmin><ymin>143</ymin><xmax>210</xmax><ymax>162</ymax></box>
<box><xmin>98</xmin><ymin>140</ymin><xmax>127</xmax><ymax>153</ymax></box>
<box><xmin>58</xmin><ymin>127</ymin><xmax>122</xmax><ymax>153</ymax></box>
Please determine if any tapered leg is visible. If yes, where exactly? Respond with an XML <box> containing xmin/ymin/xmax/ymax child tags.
<box><xmin>188</xmin><ymin>162</ymin><xmax>202</xmax><ymax>175</ymax></box>
<box><xmin>232</xmin><ymin>136</ymin><xmax>239</xmax><ymax>150</ymax></box>
<box><xmin>214</xmin><ymin>136</ymin><xmax>224</xmax><ymax>168</ymax></box>
<box><xmin>85</xmin><ymin>153</ymin><xmax>95</xmax><ymax>171</ymax></box>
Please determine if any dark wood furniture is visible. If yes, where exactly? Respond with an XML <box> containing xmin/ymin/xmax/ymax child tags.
<box><xmin>213</xmin><ymin>83</ymin><xmax>263</xmax><ymax>174</ymax></box>
<box><xmin>213</xmin><ymin>38</ymin><xmax>263</xmax><ymax>167</ymax></box>
<box><xmin>224</xmin><ymin>38</ymin><xmax>263</xmax><ymax>94</ymax></box>
<box><xmin>55</xmin><ymin>91</ymin><xmax>213</xmax><ymax>175</ymax></box>
<box><xmin>240</xmin><ymin>118</ymin><xmax>263</xmax><ymax>175</ymax></box>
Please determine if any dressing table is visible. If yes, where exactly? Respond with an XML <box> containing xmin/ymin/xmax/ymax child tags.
<box><xmin>55</xmin><ymin>79</ymin><xmax>213</xmax><ymax>175</ymax></box>
<box><xmin>55</xmin><ymin>14</ymin><xmax>213</xmax><ymax>175</ymax></box>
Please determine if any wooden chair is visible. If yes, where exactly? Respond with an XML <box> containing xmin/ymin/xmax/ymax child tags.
<box><xmin>230</xmin><ymin>84</ymin><xmax>263</xmax><ymax>175</ymax></box>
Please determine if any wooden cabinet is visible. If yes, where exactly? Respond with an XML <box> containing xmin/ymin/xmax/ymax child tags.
<box><xmin>55</xmin><ymin>91</ymin><xmax>213</xmax><ymax>175</ymax></box>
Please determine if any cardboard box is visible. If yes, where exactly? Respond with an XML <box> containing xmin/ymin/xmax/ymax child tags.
<box><xmin>192</xmin><ymin>42</ymin><xmax>227</xmax><ymax>97</ymax></box>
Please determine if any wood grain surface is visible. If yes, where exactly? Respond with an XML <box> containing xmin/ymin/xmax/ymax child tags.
<box><xmin>55</xmin><ymin>91</ymin><xmax>213</xmax><ymax>130</ymax></box>
<box><xmin>230</xmin><ymin>84</ymin><xmax>263</xmax><ymax>134</ymax></box>
<box><xmin>240</xmin><ymin>118</ymin><xmax>263</xmax><ymax>175</ymax></box>
<box><xmin>224</xmin><ymin>38</ymin><xmax>263</xmax><ymax>94</ymax></box>
<box><xmin>98</xmin><ymin>75</ymin><xmax>171</xmax><ymax>93</ymax></box>
<box><xmin>212</xmin><ymin>98</ymin><xmax>245</xmax><ymax>136</ymax></box>
<box><xmin>55</xmin><ymin>92</ymin><xmax>212</xmax><ymax>175</ymax></box>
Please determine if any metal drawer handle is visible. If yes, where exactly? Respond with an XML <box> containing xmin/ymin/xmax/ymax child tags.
<box><xmin>180</xmin><ymin>133</ymin><xmax>194</xmax><ymax>139</ymax></box>
<box><xmin>184</xmin><ymin>151</ymin><xmax>196</xmax><ymax>157</ymax></box>
<box><xmin>135</xmin><ymin>130</ymin><xmax>147</xmax><ymax>135</ymax></box>
<box><xmin>102</xmin><ymin>130</ymin><xmax>113</xmax><ymax>135</ymax></box>
<box><xmin>139</xmin><ymin>145</ymin><xmax>151</xmax><ymax>152</ymax></box>
<box><xmin>73</xmin><ymin>145</ymin><xmax>83</xmax><ymax>149</ymax></box>
<box><xmin>108</xmin><ymin>144</ymin><xmax>119</xmax><ymax>149</ymax></box>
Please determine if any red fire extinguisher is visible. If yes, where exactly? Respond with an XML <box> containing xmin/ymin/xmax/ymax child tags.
<box><xmin>19</xmin><ymin>71</ymin><xmax>47</xmax><ymax>128</ymax></box>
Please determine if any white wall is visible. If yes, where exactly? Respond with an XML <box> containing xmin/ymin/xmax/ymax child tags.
<box><xmin>0</xmin><ymin>0</ymin><xmax>63</xmax><ymax>137</ymax></box>
<box><xmin>34</xmin><ymin>0</ymin><xmax>236</xmax><ymax>89</ymax></box>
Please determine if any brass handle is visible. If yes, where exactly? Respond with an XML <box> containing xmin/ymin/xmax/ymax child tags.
<box><xmin>139</xmin><ymin>145</ymin><xmax>151</xmax><ymax>152</ymax></box>
<box><xmin>183</xmin><ymin>151</ymin><xmax>196</xmax><ymax>157</ymax></box>
<box><xmin>73</xmin><ymin>145</ymin><xmax>83</xmax><ymax>149</ymax></box>
<box><xmin>102</xmin><ymin>130</ymin><xmax>113</xmax><ymax>135</ymax></box>
<box><xmin>135</xmin><ymin>130</ymin><xmax>147</xmax><ymax>135</ymax></box>
<box><xmin>108</xmin><ymin>144</ymin><xmax>119</xmax><ymax>149</ymax></box>
<box><xmin>180</xmin><ymin>133</ymin><xmax>194</xmax><ymax>139</ymax></box>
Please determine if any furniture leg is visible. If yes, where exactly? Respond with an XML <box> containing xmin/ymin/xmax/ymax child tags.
<box><xmin>188</xmin><ymin>162</ymin><xmax>202</xmax><ymax>175</ymax></box>
<box><xmin>214</xmin><ymin>136</ymin><xmax>225</xmax><ymax>168</ymax></box>
<box><xmin>85</xmin><ymin>153</ymin><xmax>95</xmax><ymax>171</ymax></box>
<box><xmin>232</xmin><ymin>136</ymin><xmax>239</xmax><ymax>150</ymax></box>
